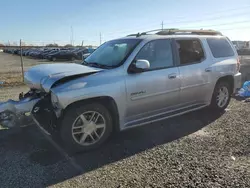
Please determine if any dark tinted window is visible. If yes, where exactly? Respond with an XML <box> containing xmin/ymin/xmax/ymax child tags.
<box><xmin>207</xmin><ymin>38</ymin><xmax>234</xmax><ymax>58</ymax></box>
<box><xmin>176</xmin><ymin>39</ymin><xmax>205</xmax><ymax>65</ymax></box>
<box><xmin>136</xmin><ymin>39</ymin><xmax>173</xmax><ymax>70</ymax></box>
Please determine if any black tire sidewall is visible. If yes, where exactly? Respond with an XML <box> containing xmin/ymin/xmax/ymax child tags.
<box><xmin>210</xmin><ymin>81</ymin><xmax>231</xmax><ymax>111</ymax></box>
<box><xmin>60</xmin><ymin>103</ymin><xmax>113</xmax><ymax>153</ymax></box>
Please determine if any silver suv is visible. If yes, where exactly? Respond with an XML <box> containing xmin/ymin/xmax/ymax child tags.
<box><xmin>0</xmin><ymin>29</ymin><xmax>242</xmax><ymax>152</ymax></box>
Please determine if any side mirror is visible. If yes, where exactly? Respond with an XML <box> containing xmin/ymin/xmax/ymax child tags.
<box><xmin>129</xmin><ymin>59</ymin><xmax>150</xmax><ymax>73</ymax></box>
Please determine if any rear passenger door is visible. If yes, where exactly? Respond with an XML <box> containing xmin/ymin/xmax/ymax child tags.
<box><xmin>174</xmin><ymin>38</ymin><xmax>211</xmax><ymax>106</ymax></box>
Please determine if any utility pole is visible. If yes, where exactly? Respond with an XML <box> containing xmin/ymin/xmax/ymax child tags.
<box><xmin>70</xmin><ymin>26</ymin><xmax>74</xmax><ymax>46</ymax></box>
<box><xmin>99</xmin><ymin>33</ymin><xmax>102</xmax><ymax>45</ymax></box>
<box><xmin>161</xmin><ymin>21</ymin><xmax>164</xmax><ymax>30</ymax></box>
<box><xmin>81</xmin><ymin>40</ymin><xmax>84</xmax><ymax>47</ymax></box>
<box><xmin>20</xmin><ymin>39</ymin><xmax>24</xmax><ymax>82</ymax></box>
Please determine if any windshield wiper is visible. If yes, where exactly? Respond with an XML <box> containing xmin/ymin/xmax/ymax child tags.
<box><xmin>82</xmin><ymin>61</ymin><xmax>113</xmax><ymax>69</ymax></box>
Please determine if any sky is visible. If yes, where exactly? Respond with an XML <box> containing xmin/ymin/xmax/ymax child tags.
<box><xmin>1</xmin><ymin>0</ymin><xmax>250</xmax><ymax>46</ymax></box>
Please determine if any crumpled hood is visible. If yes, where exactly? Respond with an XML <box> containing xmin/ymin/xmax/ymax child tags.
<box><xmin>24</xmin><ymin>63</ymin><xmax>101</xmax><ymax>92</ymax></box>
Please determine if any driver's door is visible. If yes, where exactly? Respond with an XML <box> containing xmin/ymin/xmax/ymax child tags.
<box><xmin>124</xmin><ymin>39</ymin><xmax>180</xmax><ymax>127</ymax></box>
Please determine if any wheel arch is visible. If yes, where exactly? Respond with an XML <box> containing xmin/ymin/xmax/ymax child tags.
<box><xmin>62</xmin><ymin>96</ymin><xmax>120</xmax><ymax>132</ymax></box>
<box><xmin>216</xmin><ymin>75</ymin><xmax>234</xmax><ymax>94</ymax></box>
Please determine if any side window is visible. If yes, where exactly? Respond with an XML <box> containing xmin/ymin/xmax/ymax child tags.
<box><xmin>135</xmin><ymin>39</ymin><xmax>174</xmax><ymax>70</ymax></box>
<box><xmin>176</xmin><ymin>39</ymin><xmax>205</xmax><ymax>65</ymax></box>
<box><xmin>207</xmin><ymin>38</ymin><xmax>234</xmax><ymax>58</ymax></box>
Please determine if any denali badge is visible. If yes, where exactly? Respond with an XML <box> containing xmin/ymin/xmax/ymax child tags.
<box><xmin>131</xmin><ymin>90</ymin><xmax>146</xmax><ymax>96</ymax></box>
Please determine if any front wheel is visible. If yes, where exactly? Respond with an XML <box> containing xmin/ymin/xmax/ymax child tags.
<box><xmin>210</xmin><ymin>81</ymin><xmax>231</xmax><ymax>111</ymax></box>
<box><xmin>60</xmin><ymin>103</ymin><xmax>113</xmax><ymax>153</ymax></box>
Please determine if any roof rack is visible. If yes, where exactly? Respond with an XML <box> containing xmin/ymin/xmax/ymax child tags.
<box><xmin>127</xmin><ymin>33</ymin><xmax>141</xmax><ymax>37</ymax></box>
<box><xmin>126</xmin><ymin>29</ymin><xmax>163</xmax><ymax>37</ymax></box>
<box><xmin>127</xmin><ymin>29</ymin><xmax>222</xmax><ymax>37</ymax></box>
<box><xmin>156</xmin><ymin>29</ymin><xmax>222</xmax><ymax>36</ymax></box>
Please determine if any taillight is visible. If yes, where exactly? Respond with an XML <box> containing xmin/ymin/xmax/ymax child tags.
<box><xmin>236</xmin><ymin>58</ymin><xmax>241</xmax><ymax>72</ymax></box>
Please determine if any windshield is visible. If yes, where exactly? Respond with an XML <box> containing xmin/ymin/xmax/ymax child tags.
<box><xmin>84</xmin><ymin>39</ymin><xmax>141</xmax><ymax>68</ymax></box>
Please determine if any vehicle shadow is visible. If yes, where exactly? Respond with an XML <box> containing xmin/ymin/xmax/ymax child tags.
<box><xmin>0</xmin><ymin>108</ymin><xmax>225</xmax><ymax>187</ymax></box>
<box><xmin>56</xmin><ymin>108</ymin><xmax>224</xmax><ymax>178</ymax></box>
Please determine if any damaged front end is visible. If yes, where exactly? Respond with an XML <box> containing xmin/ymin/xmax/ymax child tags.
<box><xmin>0</xmin><ymin>63</ymin><xmax>100</xmax><ymax>130</ymax></box>
<box><xmin>0</xmin><ymin>90</ymin><xmax>45</xmax><ymax>128</ymax></box>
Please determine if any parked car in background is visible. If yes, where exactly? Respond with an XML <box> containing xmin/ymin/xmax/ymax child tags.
<box><xmin>43</xmin><ymin>49</ymin><xmax>60</xmax><ymax>58</ymax></box>
<box><xmin>77</xmin><ymin>48</ymin><xmax>95</xmax><ymax>59</ymax></box>
<box><xmin>3</xmin><ymin>46</ymin><xmax>97</xmax><ymax>61</ymax></box>
<box><xmin>47</xmin><ymin>50</ymin><xmax>79</xmax><ymax>61</ymax></box>
<box><xmin>22</xmin><ymin>49</ymin><xmax>30</xmax><ymax>56</ymax></box>
<box><xmin>41</xmin><ymin>49</ymin><xmax>58</xmax><ymax>59</ymax></box>
<box><xmin>82</xmin><ymin>53</ymin><xmax>90</xmax><ymax>60</ymax></box>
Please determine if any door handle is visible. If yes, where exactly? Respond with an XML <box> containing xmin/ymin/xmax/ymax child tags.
<box><xmin>168</xmin><ymin>73</ymin><xmax>177</xmax><ymax>79</ymax></box>
<box><xmin>205</xmin><ymin>68</ymin><xmax>212</xmax><ymax>72</ymax></box>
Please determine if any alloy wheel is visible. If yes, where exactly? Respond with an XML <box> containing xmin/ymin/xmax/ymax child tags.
<box><xmin>216</xmin><ymin>86</ymin><xmax>229</xmax><ymax>108</ymax></box>
<box><xmin>71</xmin><ymin>111</ymin><xmax>106</xmax><ymax>146</ymax></box>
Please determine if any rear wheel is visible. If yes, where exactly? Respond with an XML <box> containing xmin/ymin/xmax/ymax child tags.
<box><xmin>71</xmin><ymin>57</ymin><xmax>75</xmax><ymax>61</ymax></box>
<box><xmin>210</xmin><ymin>81</ymin><xmax>231</xmax><ymax>111</ymax></box>
<box><xmin>60</xmin><ymin>103</ymin><xmax>113</xmax><ymax>153</ymax></box>
<box><xmin>52</xmin><ymin>57</ymin><xmax>56</xmax><ymax>61</ymax></box>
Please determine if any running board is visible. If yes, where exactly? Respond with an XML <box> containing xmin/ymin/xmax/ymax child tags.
<box><xmin>123</xmin><ymin>104</ymin><xmax>208</xmax><ymax>130</ymax></box>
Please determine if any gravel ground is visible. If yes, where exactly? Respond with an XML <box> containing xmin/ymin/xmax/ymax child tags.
<box><xmin>1</xmin><ymin>98</ymin><xmax>248</xmax><ymax>187</ymax></box>
<box><xmin>52</xmin><ymin>99</ymin><xmax>250</xmax><ymax>188</ymax></box>
<box><xmin>0</xmin><ymin>127</ymin><xmax>78</xmax><ymax>187</ymax></box>
<box><xmin>0</xmin><ymin>53</ymin><xmax>249</xmax><ymax>187</ymax></box>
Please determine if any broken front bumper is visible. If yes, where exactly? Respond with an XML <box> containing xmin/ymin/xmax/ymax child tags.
<box><xmin>0</xmin><ymin>89</ymin><xmax>60</xmax><ymax>133</ymax></box>
<box><xmin>0</xmin><ymin>97</ymin><xmax>40</xmax><ymax>128</ymax></box>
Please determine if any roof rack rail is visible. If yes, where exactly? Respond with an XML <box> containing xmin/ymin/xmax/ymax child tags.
<box><xmin>127</xmin><ymin>33</ymin><xmax>141</xmax><ymax>37</ymax></box>
<box><xmin>156</xmin><ymin>29</ymin><xmax>222</xmax><ymax>36</ymax></box>
<box><xmin>126</xmin><ymin>29</ymin><xmax>222</xmax><ymax>37</ymax></box>
<box><xmin>127</xmin><ymin>29</ymin><xmax>164</xmax><ymax>37</ymax></box>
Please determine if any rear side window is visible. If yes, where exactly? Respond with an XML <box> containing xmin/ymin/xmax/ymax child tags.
<box><xmin>176</xmin><ymin>39</ymin><xmax>205</xmax><ymax>65</ymax></box>
<box><xmin>207</xmin><ymin>38</ymin><xmax>235</xmax><ymax>58</ymax></box>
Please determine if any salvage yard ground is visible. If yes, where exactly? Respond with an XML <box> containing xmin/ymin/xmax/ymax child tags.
<box><xmin>0</xmin><ymin>52</ymin><xmax>250</xmax><ymax>187</ymax></box>
<box><xmin>0</xmin><ymin>52</ymin><xmax>79</xmax><ymax>87</ymax></box>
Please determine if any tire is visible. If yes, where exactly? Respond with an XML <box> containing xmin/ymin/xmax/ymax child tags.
<box><xmin>210</xmin><ymin>81</ymin><xmax>231</xmax><ymax>111</ymax></box>
<box><xmin>71</xmin><ymin>57</ymin><xmax>75</xmax><ymax>61</ymax></box>
<box><xmin>60</xmin><ymin>103</ymin><xmax>113</xmax><ymax>153</ymax></box>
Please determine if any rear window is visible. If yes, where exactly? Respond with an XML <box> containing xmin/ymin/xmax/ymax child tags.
<box><xmin>207</xmin><ymin>38</ymin><xmax>235</xmax><ymax>58</ymax></box>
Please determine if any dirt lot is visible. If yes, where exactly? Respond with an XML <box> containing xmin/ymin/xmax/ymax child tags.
<box><xmin>0</xmin><ymin>52</ymin><xmax>78</xmax><ymax>87</ymax></box>
<box><xmin>0</xmin><ymin>52</ymin><xmax>250</xmax><ymax>187</ymax></box>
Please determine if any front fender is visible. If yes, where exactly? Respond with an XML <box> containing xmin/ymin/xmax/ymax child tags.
<box><xmin>56</xmin><ymin>85</ymin><xmax>125</xmax><ymax>110</ymax></box>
